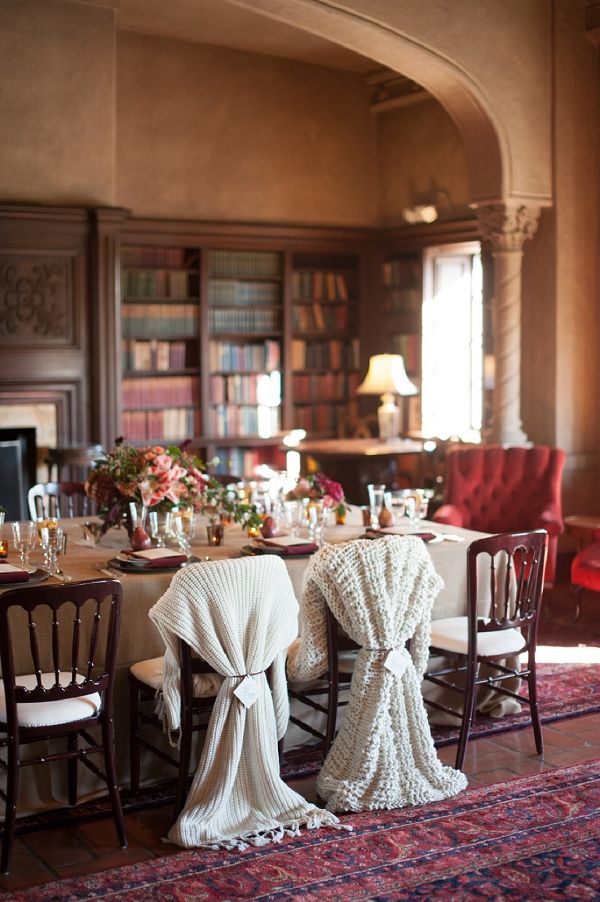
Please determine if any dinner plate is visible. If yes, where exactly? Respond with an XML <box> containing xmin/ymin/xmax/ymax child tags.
<box><xmin>240</xmin><ymin>544</ymin><xmax>316</xmax><ymax>559</ymax></box>
<box><xmin>0</xmin><ymin>568</ymin><xmax>50</xmax><ymax>587</ymax></box>
<box><xmin>107</xmin><ymin>555</ymin><xmax>200</xmax><ymax>573</ymax></box>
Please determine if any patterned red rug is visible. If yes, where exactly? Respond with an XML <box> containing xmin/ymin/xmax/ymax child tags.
<box><xmin>6</xmin><ymin>760</ymin><xmax>599</xmax><ymax>901</ymax></box>
<box><xmin>283</xmin><ymin>662</ymin><xmax>600</xmax><ymax>779</ymax></box>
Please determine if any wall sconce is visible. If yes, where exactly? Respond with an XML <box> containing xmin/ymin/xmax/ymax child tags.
<box><xmin>402</xmin><ymin>189</ymin><xmax>454</xmax><ymax>225</ymax></box>
<box><xmin>356</xmin><ymin>354</ymin><xmax>418</xmax><ymax>441</ymax></box>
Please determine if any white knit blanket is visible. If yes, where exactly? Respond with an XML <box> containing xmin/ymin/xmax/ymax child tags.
<box><xmin>287</xmin><ymin>536</ymin><xmax>468</xmax><ymax>812</ymax></box>
<box><xmin>149</xmin><ymin>555</ymin><xmax>340</xmax><ymax>849</ymax></box>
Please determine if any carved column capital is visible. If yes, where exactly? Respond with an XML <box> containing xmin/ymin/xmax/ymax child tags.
<box><xmin>475</xmin><ymin>203</ymin><xmax>540</xmax><ymax>252</ymax></box>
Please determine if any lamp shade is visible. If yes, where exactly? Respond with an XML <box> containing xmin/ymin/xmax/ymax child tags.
<box><xmin>356</xmin><ymin>354</ymin><xmax>418</xmax><ymax>397</ymax></box>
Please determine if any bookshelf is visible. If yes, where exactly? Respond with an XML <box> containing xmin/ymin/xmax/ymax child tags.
<box><xmin>206</xmin><ymin>248</ymin><xmax>284</xmax><ymax>474</ymax></box>
<box><xmin>120</xmin><ymin>245</ymin><xmax>202</xmax><ymax>442</ymax></box>
<box><xmin>380</xmin><ymin>251</ymin><xmax>423</xmax><ymax>433</ymax></box>
<box><xmin>290</xmin><ymin>252</ymin><xmax>361</xmax><ymax>437</ymax></box>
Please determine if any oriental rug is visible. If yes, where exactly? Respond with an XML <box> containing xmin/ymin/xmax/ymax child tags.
<box><xmin>6</xmin><ymin>760</ymin><xmax>599</xmax><ymax>901</ymax></box>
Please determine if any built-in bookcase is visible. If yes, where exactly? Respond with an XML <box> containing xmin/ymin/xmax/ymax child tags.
<box><xmin>290</xmin><ymin>252</ymin><xmax>361</xmax><ymax>437</ymax></box>
<box><xmin>380</xmin><ymin>251</ymin><xmax>422</xmax><ymax>432</ymax></box>
<box><xmin>120</xmin><ymin>245</ymin><xmax>202</xmax><ymax>441</ymax></box>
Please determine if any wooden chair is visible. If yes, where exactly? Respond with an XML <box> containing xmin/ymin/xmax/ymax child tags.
<box><xmin>0</xmin><ymin>578</ymin><xmax>126</xmax><ymax>874</ymax></box>
<box><xmin>422</xmin><ymin>530</ymin><xmax>547</xmax><ymax>770</ymax></box>
<box><xmin>287</xmin><ymin>608</ymin><xmax>358</xmax><ymax>757</ymax></box>
<box><xmin>27</xmin><ymin>481</ymin><xmax>94</xmax><ymax>520</ymax></box>
<box><xmin>129</xmin><ymin>644</ymin><xmax>283</xmax><ymax>818</ymax></box>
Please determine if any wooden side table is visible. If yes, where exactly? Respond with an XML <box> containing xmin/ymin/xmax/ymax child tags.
<box><xmin>564</xmin><ymin>514</ymin><xmax>600</xmax><ymax>550</ymax></box>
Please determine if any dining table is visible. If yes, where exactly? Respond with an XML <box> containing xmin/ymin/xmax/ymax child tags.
<box><xmin>0</xmin><ymin>509</ymin><xmax>513</xmax><ymax>814</ymax></box>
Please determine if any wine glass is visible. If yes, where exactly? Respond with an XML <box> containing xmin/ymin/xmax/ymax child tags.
<box><xmin>40</xmin><ymin>526</ymin><xmax>65</xmax><ymax>577</ymax></box>
<box><xmin>148</xmin><ymin>511</ymin><xmax>172</xmax><ymax>548</ymax></box>
<box><xmin>11</xmin><ymin>521</ymin><xmax>37</xmax><ymax>572</ymax></box>
<box><xmin>172</xmin><ymin>507</ymin><xmax>195</xmax><ymax>555</ymax></box>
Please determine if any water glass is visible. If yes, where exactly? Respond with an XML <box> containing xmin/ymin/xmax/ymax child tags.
<box><xmin>172</xmin><ymin>507</ymin><xmax>196</xmax><ymax>554</ymax></box>
<box><xmin>367</xmin><ymin>484</ymin><xmax>386</xmax><ymax>527</ymax></box>
<box><xmin>11</xmin><ymin>521</ymin><xmax>37</xmax><ymax>572</ymax></box>
<box><xmin>148</xmin><ymin>511</ymin><xmax>173</xmax><ymax>548</ymax></box>
<box><xmin>40</xmin><ymin>526</ymin><xmax>64</xmax><ymax>577</ymax></box>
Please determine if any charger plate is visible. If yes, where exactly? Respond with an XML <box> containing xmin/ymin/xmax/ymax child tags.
<box><xmin>240</xmin><ymin>544</ymin><xmax>315</xmax><ymax>559</ymax></box>
<box><xmin>108</xmin><ymin>555</ymin><xmax>200</xmax><ymax>573</ymax></box>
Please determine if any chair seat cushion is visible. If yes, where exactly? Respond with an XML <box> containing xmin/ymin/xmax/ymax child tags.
<box><xmin>130</xmin><ymin>657</ymin><xmax>164</xmax><ymax>691</ymax></box>
<box><xmin>0</xmin><ymin>672</ymin><xmax>101</xmax><ymax>728</ymax></box>
<box><xmin>130</xmin><ymin>657</ymin><xmax>222</xmax><ymax>698</ymax></box>
<box><xmin>571</xmin><ymin>542</ymin><xmax>600</xmax><ymax>592</ymax></box>
<box><xmin>430</xmin><ymin>617</ymin><xmax>527</xmax><ymax>657</ymax></box>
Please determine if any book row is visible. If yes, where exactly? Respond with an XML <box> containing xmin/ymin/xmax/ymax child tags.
<box><xmin>121</xmin><ymin>408</ymin><xmax>201</xmax><ymax>442</ymax></box>
<box><xmin>383</xmin><ymin>288</ymin><xmax>422</xmax><ymax>314</ymax></box>
<box><xmin>209</xmin><ymin>308</ymin><xmax>281</xmax><ymax>334</ymax></box>
<box><xmin>291</xmin><ymin>403</ymin><xmax>340</xmax><ymax>434</ymax></box>
<box><xmin>209</xmin><ymin>249</ymin><xmax>282</xmax><ymax>279</ymax></box>
<box><xmin>209</xmin><ymin>340</ymin><xmax>281</xmax><ymax>373</ymax></box>
<box><xmin>209</xmin><ymin>372</ymin><xmax>281</xmax><ymax>406</ymax></box>
<box><xmin>382</xmin><ymin>258</ymin><xmax>421</xmax><ymax>289</ymax></box>
<box><xmin>122</xmin><ymin>305</ymin><xmax>198</xmax><ymax>339</ymax></box>
<box><xmin>209</xmin><ymin>405</ymin><xmax>281</xmax><ymax>439</ymax></box>
<box><xmin>122</xmin><ymin>375</ymin><xmax>200</xmax><ymax>407</ymax></box>
<box><xmin>292</xmin><ymin>303</ymin><xmax>349</xmax><ymax>332</ymax></box>
<box><xmin>123</xmin><ymin>269</ymin><xmax>193</xmax><ymax>299</ymax></box>
<box><xmin>292</xmin><ymin>270</ymin><xmax>350</xmax><ymax>302</ymax></box>
<box><xmin>292</xmin><ymin>371</ymin><xmax>361</xmax><ymax>402</ymax></box>
<box><xmin>212</xmin><ymin>446</ymin><xmax>284</xmax><ymax>479</ymax></box>
<box><xmin>389</xmin><ymin>333</ymin><xmax>420</xmax><ymax>372</ymax></box>
<box><xmin>122</xmin><ymin>246</ymin><xmax>196</xmax><ymax>269</ymax></box>
<box><xmin>208</xmin><ymin>280</ymin><xmax>281</xmax><ymax>306</ymax></box>
<box><xmin>122</xmin><ymin>339</ymin><xmax>192</xmax><ymax>372</ymax></box>
<box><xmin>291</xmin><ymin>338</ymin><xmax>360</xmax><ymax>371</ymax></box>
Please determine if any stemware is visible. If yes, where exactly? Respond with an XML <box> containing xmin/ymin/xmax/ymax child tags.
<box><xmin>367</xmin><ymin>484</ymin><xmax>386</xmax><ymax>528</ymax></box>
<box><xmin>11</xmin><ymin>521</ymin><xmax>38</xmax><ymax>572</ymax></box>
<box><xmin>172</xmin><ymin>507</ymin><xmax>195</xmax><ymax>554</ymax></box>
<box><xmin>148</xmin><ymin>511</ymin><xmax>173</xmax><ymax>548</ymax></box>
<box><xmin>40</xmin><ymin>525</ymin><xmax>65</xmax><ymax>577</ymax></box>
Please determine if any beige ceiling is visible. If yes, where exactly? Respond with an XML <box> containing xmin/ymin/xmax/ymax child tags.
<box><xmin>73</xmin><ymin>0</ymin><xmax>377</xmax><ymax>72</ymax></box>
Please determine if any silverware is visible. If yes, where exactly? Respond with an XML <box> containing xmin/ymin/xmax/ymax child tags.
<box><xmin>96</xmin><ymin>565</ymin><xmax>123</xmax><ymax>578</ymax></box>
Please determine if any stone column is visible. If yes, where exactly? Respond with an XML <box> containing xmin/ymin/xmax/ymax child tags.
<box><xmin>476</xmin><ymin>203</ymin><xmax>540</xmax><ymax>445</ymax></box>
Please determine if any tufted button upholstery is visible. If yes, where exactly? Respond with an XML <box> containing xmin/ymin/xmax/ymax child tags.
<box><xmin>433</xmin><ymin>445</ymin><xmax>565</xmax><ymax>581</ymax></box>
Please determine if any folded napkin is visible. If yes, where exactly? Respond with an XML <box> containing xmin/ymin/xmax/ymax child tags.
<box><xmin>126</xmin><ymin>548</ymin><xmax>188</xmax><ymax>568</ymax></box>
<box><xmin>254</xmin><ymin>538</ymin><xmax>319</xmax><ymax>556</ymax></box>
<box><xmin>0</xmin><ymin>562</ymin><xmax>30</xmax><ymax>583</ymax></box>
<box><xmin>365</xmin><ymin>528</ymin><xmax>439</xmax><ymax>543</ymax></box>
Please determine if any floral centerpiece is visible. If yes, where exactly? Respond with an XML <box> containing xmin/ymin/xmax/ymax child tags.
<box><xmin>287</xmin><ymin>472</ymin><xmax>347</xmax><ymax>521</ymax></box>
<box><xmin>86</xmin><ymin>439</ymin><xmax>213</xmax><ymax>534</ymax></box>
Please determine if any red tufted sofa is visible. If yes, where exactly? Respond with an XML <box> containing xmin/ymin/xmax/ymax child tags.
<box><xmin>432</xmin><ymin>444</ymin><xmax>565</xmax><ymax>582</ymax></box>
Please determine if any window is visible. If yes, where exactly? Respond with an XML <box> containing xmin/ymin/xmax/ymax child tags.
<box><xmin>421</xmin><ymin>242</ymin><xmax>483</xmax><ymax>441</ymax></box>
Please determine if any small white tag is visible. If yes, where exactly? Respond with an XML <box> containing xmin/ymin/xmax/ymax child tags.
<box><xmin>233</xmin><ymin>675</ymin><xmax>259</xmax><ymax>708</ymax></box>
<box><xmin>383</xmin><ymin>648</ymin><xmax>409</xmax><ymax>677</ymax></box>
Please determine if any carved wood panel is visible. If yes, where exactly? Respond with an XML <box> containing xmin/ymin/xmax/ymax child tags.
<box><xmin>0</xmin><ymin>255</ymin><xmax>74</xmax><ymax>344</ymax></box>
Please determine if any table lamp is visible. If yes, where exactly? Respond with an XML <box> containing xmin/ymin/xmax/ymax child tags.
<box><xmin>356</xmin><ymin>354</ymin><xmax>418</xmax><ymax>440</ymax></box>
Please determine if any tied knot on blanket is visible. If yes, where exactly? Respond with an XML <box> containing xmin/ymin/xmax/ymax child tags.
<box><xmin>149</xmin><ymin>555</ymin><xmax>344</xmax><ymax>849</ymax></box>
<box><xmin>287</xmin><ymin>536</ymin><xmax>468</xmax><ymax>813</ymax></box>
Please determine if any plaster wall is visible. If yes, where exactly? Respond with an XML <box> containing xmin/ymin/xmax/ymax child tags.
<box><xmin>376</xmin><ymin>99</ymin><xmax>471</xmax><ymax>227</ymax></box>
<box><xmin>551</xmin><ymin>0</ymin><xmax>600</xmax><ymax>513</ymax></box>
<box><xmin>0</xmin><ymin>0</ymin><xmax>115</xmax><ymax>205</ymax></box>
<box><xmin>116</xmin><ymin>32</ymin><xmax>377</xmax><ymax>225</ymax></box>
<box><xmin>235</xmin><ymin>0</ymin><xmax>553</xmax><ymax>205</ymax></box>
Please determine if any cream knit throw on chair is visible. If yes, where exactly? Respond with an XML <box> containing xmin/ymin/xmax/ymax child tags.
<box><xmin>287</xmin><ymin>536</ymin><xmax>468</xmax><ymax>812</ymax></box>
<box><xmin>149</xmin><ymin>555</ymin><xmax>340</xmax><ymax>849</ymax></box>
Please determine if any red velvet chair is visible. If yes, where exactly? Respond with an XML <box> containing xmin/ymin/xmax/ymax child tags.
<box><xmin>570</xmin><ymin>529</ymin><xmax>600</xmax><ymax>618</ymax></box>
<box><xmin>432</xmin><ymin>445</ymin><xmax>565</xmax><ymax>582</ymax></box>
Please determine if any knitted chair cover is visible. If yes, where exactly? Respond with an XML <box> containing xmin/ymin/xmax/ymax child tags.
<box><xmin>287</xmin><ymin>536</ymin><xmax>467</xmax><ymax>812</ymax></box>
<box><xmin>149</xmin><ymin>556</ymin><xmax>340</xmax><ymax>849</ymax></box>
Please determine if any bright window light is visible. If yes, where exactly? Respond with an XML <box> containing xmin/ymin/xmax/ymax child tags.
<box><xmin>421</xmin><ymin>243</ymin><xmax>482</xmax><ymax>441</ymax></box>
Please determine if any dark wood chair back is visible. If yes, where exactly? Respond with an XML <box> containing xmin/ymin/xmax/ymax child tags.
<box><xmin>0</xmin><ymin>578</ymin><xmax>122</xmax><ymax>723</ymax></box>
<box><xmin>467</xmin><ymin>529</ymin><xmax>547</xmax><ymax>644</ymax></box>
<box><xmin>27</xmin><ymin>481</ymin><xmax>93</xmax><ymax>519</ymax></box>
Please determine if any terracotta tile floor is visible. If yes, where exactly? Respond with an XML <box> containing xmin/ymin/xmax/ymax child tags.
<box><xmin>1</xmin><ymin>581</ymin><xmax>599</xmax><ymax>894</ymax></box>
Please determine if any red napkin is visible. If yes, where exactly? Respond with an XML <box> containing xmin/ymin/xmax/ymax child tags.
<box><xmin>365</xmin><ymin>529</ymin><xmax>438</xmax><ymax>543</ymax></box>
<box><xmin>125</xmin><ymin>549</ymin><xmax>189</xmax><ymax>568</ymax></box>
<box><xmin>255</xmin><ymin>541</ymin><xmax>319</xmax><ymax>556</ymax></box>
<box><xmin>0</xmin><ymin>563</ymin><xmax>30</xmax><ymax>583</ymax></box>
